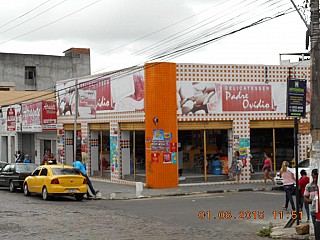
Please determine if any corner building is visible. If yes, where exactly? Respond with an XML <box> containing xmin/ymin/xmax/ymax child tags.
<box><xmin>56</xmin><ymin>62</ymin><xmax>310</xmax><ymax>188</ymax></box>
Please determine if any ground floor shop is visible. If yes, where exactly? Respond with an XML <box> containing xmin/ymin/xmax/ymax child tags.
<box><xmin>55</xmin><ymin>62</ymin><xmax>312</xmax><ymax>188</ymax></box>
<box><xmin>0</xmin><ymin>131</ymin><xmax>57</xmax><ymax>164</ymax></box>
<box><xmin>57</xmin><ymin>119</ymin><xmax>305</xmax><ymax>185</ymax></box>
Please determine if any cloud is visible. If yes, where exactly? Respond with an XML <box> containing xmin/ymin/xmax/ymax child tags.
<box><xmin>0</xmin><ymin>0</ymin><xmax>309</xmax><ymax>73</ymax></box>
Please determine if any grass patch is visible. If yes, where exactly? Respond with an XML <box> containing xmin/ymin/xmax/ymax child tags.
<box><xmin>257</xmin><ymin>223</ymin><xmax>274</xmax><ymax>237</ymax></box>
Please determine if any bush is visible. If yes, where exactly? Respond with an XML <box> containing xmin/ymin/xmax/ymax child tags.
<box><xmin>257</xmin><ymin>222</ymin><xmax>274</xmax><ymax>237</ymax></box>
<box><xmin>257</xmin><ymin>226</ymin><xmax>272</xmax><ymax>237</ymax></box>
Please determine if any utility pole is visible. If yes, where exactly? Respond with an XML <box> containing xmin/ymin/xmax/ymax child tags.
<box><xmin>310</xmin><ymin>0</ymin><xmax>320</xmax><ymax>144</ymax></box>
<box><xmin>73</xmin><ymin>79</ymin><xmax>79</xmax><ymax>162</ymax></box>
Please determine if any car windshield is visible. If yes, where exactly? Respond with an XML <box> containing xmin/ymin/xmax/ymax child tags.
<box><xmin>0</xmin><ymin>162</ymin><xmax>7</xmax><ymax>170</ymax></box>
<box><xmin>298</xmin><ymin>159</ymin><xmax>310</xmax><ymax>167</ymax></box>
<box><xmin>51</xmin><ymin>168</ymin><xmax>81</xmax><ymax>175</ymax></box>
<box><xmin>16</xmin><ymin>164</ymin><xmax>38</xmax><ymax>172</ymax></box>
<box><xmin>0</xmin><ymin>162</ymin><xmax>7</xmax><ymax>167</ymax></box>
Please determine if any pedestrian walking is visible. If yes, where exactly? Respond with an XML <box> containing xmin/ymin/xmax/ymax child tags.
<box><xmin>298</xmin><ymin>169</ymin><xmax>310</xmax><ymax>221</ymax></box>
<box><xmin>262</xmin><ymin>152</ymin><xmax>275</xmax><ymax>185</ymax></box>
<box><xmin>227</xmin><ymin>150</ymin><xmax>242</xmax><ymax>183</ymax></box>
<box><xmin>249</xmin><ymin>153</ymin><xmax>254</xmax><ymax>173</ymax></box>
<box><xmin>42</xmin><ymin>150</ymin><xmax>50</xmax><ymax>165</ymax></box>
<box><xmin>73</xmin><ymin>156</ymin><xmax>99</xmax><ymax>199</ymax></box>
<box><xmin>304</xmin><ymin>169</ymin><xmax>320</xmax><ymax>238</ymax></box>
<box><xmin>280</xmin><ymin>161</ymin><xmax>295</xmax><ymax>211</ymax></box>
<box><xmin>14</xmin><ymin>151</ymin><xmax>22</xmax><ymax>163</ymax></box>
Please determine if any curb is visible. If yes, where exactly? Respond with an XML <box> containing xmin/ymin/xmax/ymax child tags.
<box><xmin>105</xmin><ymin>186</ymin><xmax>275</xmax><ymax>200</ymax></box>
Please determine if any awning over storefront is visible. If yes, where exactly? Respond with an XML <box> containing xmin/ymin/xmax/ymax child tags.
<box><xmin>89</xmin><ymin>123</ymin><xmax>110</xmax><ymax>131</ymax></box>
<box><xmin>250</xmin><ymin>120</ymin><xmax>294</xmax><ymax>128</ymax></box>
<box><xmin>64</xmin><ymin>124</ymin><xmax>81</xmax><ymax>130</ymax></box>
<box><xmin>178</xmin><ymin>121</ymin><xmax>232</xmax><ymax>130</ymax></box>
<box><xmin>120</xmin><ymin>122</ymin><xmax>145</xmax><ymax>130</ymax></box>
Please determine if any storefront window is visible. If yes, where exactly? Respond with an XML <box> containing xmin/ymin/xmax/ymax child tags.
<box><xmin>130</xmin><ymin>131</ymin><xmax>145</xmax><ymax>173</ymax></box>
<box><xmin>98</xmin><ymin>131</ymin><xmax>110</xmax><ymax>170</ymax></box>
<box><xmin>250</xmin><ymin>128</ymin><xmax>294</xmax><ymax>172</ymax></box>
<box><xmin>178</xmin><ymin>130</ymin><xmax>228</xmax><ymax>174</ymax></box>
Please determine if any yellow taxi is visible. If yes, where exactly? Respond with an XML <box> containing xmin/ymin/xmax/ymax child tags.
<box><xmin>23</xmin><ymin>164</ymin><xmax>87</xmax><ymax>201</ymax></box>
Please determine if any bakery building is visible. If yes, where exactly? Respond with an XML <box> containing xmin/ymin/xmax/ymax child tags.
<box><xmin>56</xmin><ymin>62</ymin><xmax>310</xmax><ymax>188</ymax></box>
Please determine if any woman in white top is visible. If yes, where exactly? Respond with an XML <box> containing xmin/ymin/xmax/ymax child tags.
<box><xmin>280</xmin><ymin>161</ymin><xmax>296</xmax><ymax>210</ymax></box>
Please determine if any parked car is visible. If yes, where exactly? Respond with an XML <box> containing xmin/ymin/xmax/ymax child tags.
<box><xmin>23</xmin><ymin>165</ymin><xmax>87</xmax><ymax>201</ymax></box>
<box><xmin>0</xmin><ymin>161</ymin><xmax>8</xmax><ymax>171</ymax></box>
<box><xmin>274</xmin><ymin>159</ymin><xmax>310</xmax><ymax>186</ymax></box>
<box><xmin>0</xmin><ymin>163</ymin><xmax>38</xmax><ymax>192</ymax></box>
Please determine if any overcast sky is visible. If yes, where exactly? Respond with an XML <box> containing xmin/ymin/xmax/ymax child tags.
<box><xmin>0</xmin><ymin>0</ymin><xmax>309</xmax><ymax>74</ymax></box>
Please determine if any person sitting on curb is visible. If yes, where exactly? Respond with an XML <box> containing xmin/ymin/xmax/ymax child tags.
<box><xmin>73</xmin><ymin>156</ymin><xmax>99</xmax><ymax>199</ymax></box>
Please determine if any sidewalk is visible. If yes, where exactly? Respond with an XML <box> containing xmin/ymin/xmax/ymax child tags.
<box><xmin>90</xmin><ymin>177</ymin><xmax>312</xmax><ymax>239</ymax></box>
<box><xmin>90</xmin><ymin>177</ymin><xmax>280</xmax><ymax>200</ymax></box>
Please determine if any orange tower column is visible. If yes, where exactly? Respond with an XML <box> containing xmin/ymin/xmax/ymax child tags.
<box><xmin>145</xmin><ymin>62</ymin><xmax>178</xmax><ymax>188</ymax></box>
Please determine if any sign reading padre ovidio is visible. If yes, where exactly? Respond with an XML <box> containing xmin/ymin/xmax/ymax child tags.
<box><xmin>176</xmin><ymin>81</ymin><xmax>309</xmax><ymax>115</ymax></box>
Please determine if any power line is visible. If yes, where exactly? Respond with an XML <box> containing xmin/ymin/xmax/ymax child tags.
<box><xmin>95</xmin><ymin>0</ymin><xmax>234</xmax><ymax>57</ymax></box>
<box><xmin>0</xmin><ymin>0</ymin><xmax>53</xmax><ymax>30</ymax></box>
<box><xmin>0</xmin><ymin>1</ymin><xmax>296</xmax><ymax>107</ymax></box>
<box><xmin>147</xmin><ymin>1</ymin><xmax>291</xmax><ymax>61</ymax></box>
<box><xmin>92</xmin><ymin>0</ymin><xmax>260</xmax><ymax>73</ymax></box>
<box><xmin>0</xmin><ymin>0</ymin><xmax>103</xmax><ymax>46</ymax></box>
<box><xmin>1</xmin><ymin>7</ymin><xmax>295</xmax><ymax>108</ymax></box>
<box><xmin>150</xmin><ymin>9</ymin><xmax>296</xmax><ymax>63</ymax></box>
<box><xmin>0</xmin><ymin>0</ymin><xmax>67</xmax><ymax>36</ymax></box>
<box><xmin>93</xmin><ymin>0</ymin><xmax>290</xmax><ymax>73</ymax></box>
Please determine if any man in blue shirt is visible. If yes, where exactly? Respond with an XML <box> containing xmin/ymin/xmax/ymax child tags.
<box><xmin>23</xmin><ymin>154</ymin><xmax>31</xmax><ymax>163</ymax></box>
<box><xmin>73</xmin><ymin>156</ymin><xmax>99</xmax><ymax>199</ymax></box>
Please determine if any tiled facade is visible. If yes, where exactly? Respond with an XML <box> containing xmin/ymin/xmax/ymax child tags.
<box><xmin>57</xmin><ymin>62</ymin><xmax>311</xmax><ymax>188</ymax></box>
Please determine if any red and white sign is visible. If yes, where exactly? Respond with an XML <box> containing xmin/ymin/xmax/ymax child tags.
<box><xmin>79</xmin><ymin>77</ymin><xmax>113</xmax><ymax>111</ymax></box>
<box><xmin>78</xmin><ymin>89</ymin><xmax>97</xmax><ymax>118</ymax></box>
<box><xmin>42</xmin><ymin>101</ymin><xmax>57</xmax><ymax>130</ymax></box>
<box><xmin>22</xmin><ymin>102</ymin><xmax>41</xmax><ymax>131</ymax></box>
<box><xmin>7</xmin><ymin>108</ymin><xmax>16</xmax><ymax>131</ymax></box>
<box><xmin>22</xmin><ymin>101</ymin><xmax>57</xmax><ymax>132</ymax></box>
<box><xmin>151</xmin><ymin>152</ymin><xmax>160</xmax><ymax>163</ymax></box>
<box><xmin>222</xmin><ymin>84</ymin><xmax>273</xmax><ymax>111</ymax></box>
<box><xmin>57</xmin><ymin>72</ymin><xmax>145</xmax><ymax>117</ymax></box>
<box><xmin>170</xmin><ymin>142</ymin><xmax>177</xmax><ymax>152</ymax></box>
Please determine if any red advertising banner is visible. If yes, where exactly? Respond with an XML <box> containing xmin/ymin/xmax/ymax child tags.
<box><xmin>170</xmin><ymin>142</ymin><xmax>177</xmax><ymax>152</ymax></box>
<box><xmin>79</xmin><ymin>77</ymin><xmax>113</xmax><ymax>111</ymax></box>
<box><xmin>42</xmin><ymin>101</ymin><xmax>57</xmax><ymax>130</ymax></box>
<box><xmin>151</xmin><ymin>152</ymin><xmax>160</xmax><ymax>163</ymax></box>
<box><xmin>7</xmin><ymin>108</ymin><xmax>16</xmax><ymax>131</ymax></box>
<box><xmin>22</xmin><ymin>102</ymin><xmax>41</xmax><ymax>131</ymax></box>
<box><xmin>222</xmin><ymin>84</ymin><xmax>273</xmax><ymax>111</ymax></box>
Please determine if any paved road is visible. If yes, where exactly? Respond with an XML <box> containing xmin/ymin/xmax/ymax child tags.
<box><xmin>0</xmin><ymin>187</ymin><xmax>300</xmax><ymax>240</ymax></box>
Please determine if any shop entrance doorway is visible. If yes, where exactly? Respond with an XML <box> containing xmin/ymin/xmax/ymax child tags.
<box><xmin>178</xmin><ymin>129</ymin><xmax>229</xmax><ymax>180</ymax></box>
<box><xmin>250</xmin><ymin>128</ymin><xmax>294</xmax><ymax>172</ymax></box>
<box><xmin>130</xmin><ymin>131</ymin><xmax>145</xmax><ymax>174</ymax></box>
<box><xmin>90</xmin><ymin>130</ymin><xmax>110</xmax><ymax>178</ymax></box>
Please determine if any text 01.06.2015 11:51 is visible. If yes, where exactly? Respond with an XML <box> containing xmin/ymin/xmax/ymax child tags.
<box><xmin>197</xmin><ymin>210</ymin><xmax>303</xmax><ymax>220</ymax></box>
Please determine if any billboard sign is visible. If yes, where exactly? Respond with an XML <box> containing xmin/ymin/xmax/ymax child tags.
<box><xmin>6</xmin><ymin>108</ymin><xmax>16</xmax><ymax>131</ymax></box>
<box><xmin>22</xmin><ymin>102</ymin><xmax>42</xmax><ymax>132</ymax></box>
<box><xmin>286</xmin><ymin>79</ymin><xmax>307</xmax><ymax>118</ymax></box>
<box><xmin>42</xmin><ymin>101</ymin><xmax>57</xmax><ymax>130</ymax></box>
<box><xmin>222</xmin><ymin>84</ymin><xmax>273</xmax><ymax>111</ymax></box>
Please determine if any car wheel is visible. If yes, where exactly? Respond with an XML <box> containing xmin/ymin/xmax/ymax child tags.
<box><xmin>9</xmin><ymin>180</ymin><xmax>15</xmax><ymax>192</ymax></box>
<box><xmin>23</xmin><ymin>183</ymin><xmax>31</xmax><ymax>196</ymax></box>
<box><xmin>42</xmin><ymin>186</ymin><xmax>50</xmax><ymax>201</ymax></box>
<box><xmin>75</xmin><ymin>194</ymin><xmax>84</xmax><ymax>201</ymax></box>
